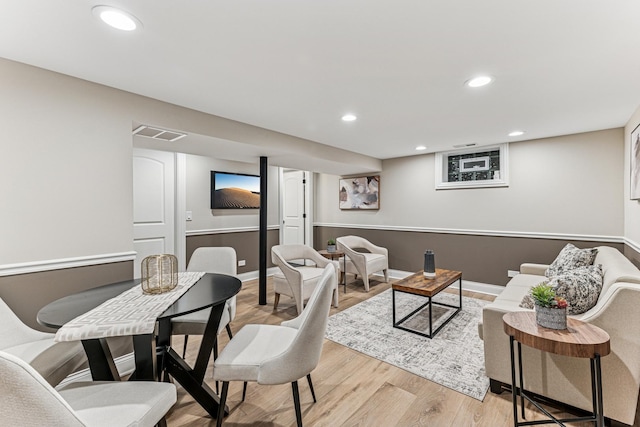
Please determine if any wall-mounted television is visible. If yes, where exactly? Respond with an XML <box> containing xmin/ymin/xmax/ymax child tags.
<box><xmin>211</xmin><ymin>171</ymin><xmax>260</xmax><ymax>209</ymax></box>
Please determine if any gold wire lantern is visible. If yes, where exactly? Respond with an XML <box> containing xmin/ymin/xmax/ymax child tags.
<box><xmin>141</xmin><ymin>254</ymin><xmax>178</xmax><ymax>294</ymax></box>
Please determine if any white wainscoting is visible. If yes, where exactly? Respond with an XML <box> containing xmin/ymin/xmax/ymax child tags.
<box><xmin>314</xmin><ymin>222</ymin><xmax>624</xmax><ymax>243</ymax></box>
<box><xmin>0</xmin><ymin>252</ymin><xmax>137</xmax><ymax>277</ymax></box>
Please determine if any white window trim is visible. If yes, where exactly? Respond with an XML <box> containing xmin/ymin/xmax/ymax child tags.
<box><xmin>435</xmin><ymin>143</ymin><xmax>509</xmax><ymax>190</ymax></box>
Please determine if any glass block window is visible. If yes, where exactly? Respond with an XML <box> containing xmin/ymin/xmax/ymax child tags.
<box><xmin>435</xmin><ymin>144</ymin><xmax>508</xmax><ymax>189</ymax></box>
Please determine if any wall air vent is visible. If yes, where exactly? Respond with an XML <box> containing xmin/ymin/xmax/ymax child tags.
<box><xmin>452</xmin><ymin>143</ymin><xmax>477</xmax><ymax>149</ymax></box>
<box><xmin>132</xmin><ymin>125</ymin><xmax>187</xmax><ymax>142</ymax></box>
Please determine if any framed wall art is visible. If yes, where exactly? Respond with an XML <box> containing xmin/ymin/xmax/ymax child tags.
<box><xmin>631</xmin><ymin>123</ymin><xmax>640</xmax><ymax>200</ymax></box>
<box><xmin>339</xmin><ymin>175</ymin><xmax>380</xmax><ymax>210</ymax></box>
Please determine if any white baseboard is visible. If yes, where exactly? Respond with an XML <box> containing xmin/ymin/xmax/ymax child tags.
<box><xmin>372</xmin><ymin>269</ymin><xmax>503</xmax><ymax>296</ymax></box>
<box><xmin>55</xmin><ymin>352</ymin><xmax>136</xmax><ymax>390</ymax></box>
<box><xmin>237</xmin><ymin>267</ymin><xmax>279</xmax><ymax>283</ymax></box>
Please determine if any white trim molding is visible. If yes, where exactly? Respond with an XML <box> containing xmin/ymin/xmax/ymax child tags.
<box><xmin>186</xmin><ymin>225</ymin><xmax>280</xmax><ymax>237</ymax></box>
<box><xmin>314</xmin><ymin>222</ymin><xmax>623</xmax><ymax>244</ymax></box>
<box><xmin>624</xmin><ymin>237</ymin><xmax>640</xmax><ymax>254</ymax></box>
<box><xmin>374</xmin><ymin>270</ymin><xmax>503</xmax><ymax>296</ymax></box>
<box><xmin>237</xmin><ymin>267</ymin><xmax>280</xmax><ymax>283</ymax></box>
<box><xmin>0</xmin><ymin>252</ymin><xmax>137</xmax><ymax>277</ymax></box>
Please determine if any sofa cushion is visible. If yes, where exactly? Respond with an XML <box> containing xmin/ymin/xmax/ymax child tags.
<box><xmin>545</xmin><ymin>243</ymin><xmax>597</xmax><ymax>277</ymax></box>
<box><xmin>550</xmin><ymin>264</ymin><xmax>604</xmax><ymax>314</ymax></box>
<box><xmin>520</xmin><ymin>265</ymin><xmax>604</xmax><ymax>315</ymax></box>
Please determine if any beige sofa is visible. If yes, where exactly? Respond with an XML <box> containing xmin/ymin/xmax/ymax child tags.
<box><xmin>479</xmin><ymin>246</ymin><xmax>640</xmax><ymax>425</ymax></box>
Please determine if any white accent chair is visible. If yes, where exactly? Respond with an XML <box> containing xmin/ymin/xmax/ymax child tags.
<box><xmin>171</xmin><ymin>247</ymin><xmax>238</xmax><ymax>359</ymax></box>
<box><xmin>271</xmin><ymin>244</ymin><xmax>339</xmax><ymax>315</ymax></box>
<box><xmin>336</xmin><ymin>235</ymin><xmax>389</xmax><ymax>292</ymax></box>
<box><xmin>213</xmin><ymin>265</ymin><xmax>335</xmax><ymax>427</ymax></box>
<box><xmin>0</xmin><ymin>297</ymin><xmax>87</xmax><ymax>387</ymax></box>
<box><xmin>0</xmin><ymin>350</ymin><xmax>176</xmax><ymax>427</ymax></box>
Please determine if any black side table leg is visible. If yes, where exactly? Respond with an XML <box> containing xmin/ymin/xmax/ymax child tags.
<box><xmin>518</xmin><ymin>341</ymin><xmax>525</xmax><ymax>419</ymax></box>
<box><xmin>595</xmin><ymin>354</ymin><xmax>604</xmax><ymax>427</ymax></box>
<box><xmin>509</xmin><ymin>336</ymin><xmax>518</xmax><ymax>426</ymax></box>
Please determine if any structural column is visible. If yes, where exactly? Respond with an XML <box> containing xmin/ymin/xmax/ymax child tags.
<box><xmin>259</xmin><ymin>156</ymin><xmax>267</xmax><ymax>305</ymax></box>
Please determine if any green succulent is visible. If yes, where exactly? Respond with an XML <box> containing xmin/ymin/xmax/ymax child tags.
<box><xmin>327</xmin><ymin>238</ymin><xmax>336</xmax><ymax>245</ymax></box>
<box><xmin>530</xmin><ymin>283</ymin><xmax>556</xmax><ymax>308</ymax></box>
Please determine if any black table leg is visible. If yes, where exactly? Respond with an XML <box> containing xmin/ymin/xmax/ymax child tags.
<box><xmin>595</xmin><ymin>354</ymin><xmax>604</xmax><ymax>427</ymax></box>
<box><xmin>343</xmin><ymin>254</ymin><xmax>347</xmax><ymax>293</ymax></box>
<box><xmin>161</xmin><ymin>302</ymin><xmax>229</xmax><ymax>418</ymax></box>
<box><xmin>510</xmin><ymin>336</ymin><xmax>518</xmax><ymax>427</ymax></box>
<box><xmin>130</xmin><ymin>334</ymin><xmax>156</xmax><ymax>381</ymax></box>
<box><xmin>392</xmin><ymin>289</ymin><xmax>396</xmax><ymax>325</ymax></box>
<box><xmin>81</xmin><ymin>338</ymin><xmax>120</xmax><ymax>381</ymax></box>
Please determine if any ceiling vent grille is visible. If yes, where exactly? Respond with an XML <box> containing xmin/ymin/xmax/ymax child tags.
<box><xmin>452</xmin><ymin>143</ymin><xmax>477</xmax><ymax>148</ymax></box>
<box><xmin>132</xmin><ymin>125</ymin><xmax>187</xmax><ymax>142</ymax></box>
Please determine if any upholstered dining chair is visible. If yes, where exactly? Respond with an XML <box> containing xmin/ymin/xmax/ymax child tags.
<box><xmin>336</xmin><ymin>235</ymin><xmax>389</xmax><ymax>292</ymax></box>
<box><xmin>0</xmin><ymin>350</ymin><xmax>176</xmax><ymax>427</ymax></box>
<box><xmin>213</xmin><ymin>265</ymin><xmax>335</xmax><ymax>427</ymax></box>
<box><xmin>271</xmin><ymin>244</ymin><xmax>339</xmax><ymax>314</ymax></box>
<box><xmin>0</xmin><ymin>296</ymin><xmax>88</xmax><ymax>387</ymax></box>
<box><xmin>171</xmin><ymin>247</ymin><xmax>238</xmax><ymax>359</ymax></box>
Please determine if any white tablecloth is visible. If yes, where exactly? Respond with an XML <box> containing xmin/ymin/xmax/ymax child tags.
<box><xmin>55</xmin><ymin>271</ymin><xmax>205</xmax><ymax>342</ymax></box>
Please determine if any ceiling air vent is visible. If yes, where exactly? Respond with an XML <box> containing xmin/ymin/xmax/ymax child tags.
<box><xmin>452</xmin><ymin>143</ymin><xmax>477</xmax><ymax>148</ymax></box>
<box><xmin>132</xmin><ymin>125</ymin><xmax>187</xmax><ymax>142</ymax></box>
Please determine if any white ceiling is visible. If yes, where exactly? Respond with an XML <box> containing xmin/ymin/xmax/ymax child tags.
<box><xmin>2</xmin><ymin>1</ymin><xmax>640</xmax><ymax>160</ymax></box>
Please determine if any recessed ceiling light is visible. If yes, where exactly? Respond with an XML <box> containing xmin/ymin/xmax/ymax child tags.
<box><xmin>341</xmin><ymin>114</ymin><xmax>357</xmax><ymax>122</ymax></box>
<box><xmin>92</xmin><ymin>5</ymin><xmax>142</xmax><ymax>31</ymax></box>
<box><xmin>508</xmin><ymin>130</ymin><xmax>525</xmax><ymax>137</ymax></box>
<box><xmin>415</xmin><ymin>145</ymin><xmax>427</xmax><ymax>151</ymax></box>
<box><xmin>466</xmin><ymin>76</ymin><xmax>493</xmax><ymax>88</ymax></box>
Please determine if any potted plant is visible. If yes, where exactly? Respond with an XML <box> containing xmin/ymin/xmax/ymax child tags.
<box><xmin>530</xmin><ymin>283</ymin><xmax>568</xmax><ymax>330</ymax></box>
<box><xmin>327</xmin><ymin>238</ymin><xmax>337</xmax><ymax>253</ymax></box>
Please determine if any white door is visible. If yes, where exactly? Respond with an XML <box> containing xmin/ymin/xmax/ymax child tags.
<box><xmin>282</xmin><ymin>170</ymin><xmax>306</xmax><ymax>246</ymax></box>
<box><xmin>132</xmin><ymin>148</ymin><xmax>175</xmax><ymax>279</ymax></box>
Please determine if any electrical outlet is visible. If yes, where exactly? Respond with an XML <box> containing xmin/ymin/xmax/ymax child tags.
<box><xmin>238</xmin><ymin>260</ymin><xmax>246</xmax><ymax>267</ymax></box>
<box><xmin>507</xmin><ymin>270</ymin><xmax>519</xmax><ymax>278</ymax></box>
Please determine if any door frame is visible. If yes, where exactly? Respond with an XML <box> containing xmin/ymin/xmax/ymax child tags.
<box><xmin>132</xmin><ymin>147</ymin><xmax>187</xmax><ymax>272</ymax></box>
<box><xmin>175</xmin><ymin>153</ymin><xmax>187</xmax><ymax>269</ymax></box>
<box><xmin>278</xmin><ymin>168</ymin><xmax>314</xmax><ymax>249</ymax></box>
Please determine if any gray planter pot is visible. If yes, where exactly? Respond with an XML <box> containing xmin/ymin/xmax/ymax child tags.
<box><xmin>327</xmin><ymin>245</ymin><xmax>336</xmax><ymax>253</ymax></box>
<box><xmin>535</xmin><ymin>305</ymin><xmax>567</xmax><ymax>330</ymax></box>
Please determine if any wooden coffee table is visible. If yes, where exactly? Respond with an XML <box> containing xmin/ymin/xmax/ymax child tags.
<box><xmin>503</xmin><ymin>312</ymin><xmax>611</xmax><ymax>427</ymax></box>
<box><xmin>392</xmin><ymin>268</ymin><xmax>462</xmax><ymax>338</ymax></box>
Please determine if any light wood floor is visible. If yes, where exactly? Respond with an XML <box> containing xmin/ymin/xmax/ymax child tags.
<box><xmin>165</xmin><ymin>277</ymin><xmax>637</xmax><ymax>427</ymax></box>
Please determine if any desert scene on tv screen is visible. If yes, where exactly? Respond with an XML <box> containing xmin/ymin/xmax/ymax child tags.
<box><xmin>213</xmin><ymin>173</ymin><xmax>260</xmax><ymax>208</ymax></box>
<box><xmin>214</xmin><ymin>187</ymin><xmax>260</xmax><ymax>208</ymax></box>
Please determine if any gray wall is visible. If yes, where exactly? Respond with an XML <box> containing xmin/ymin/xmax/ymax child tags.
<box><xmin>0</xmin><ymin>262</ymin><xmax>133</xmax><ymax>330</ymax></box>
<box><xmin>314</xmin><ymin>128</ymin><xmax>628</xmax><ymax>285</ymax></box>
<box><xmin>625</xmin><ymin>104</ymin><xmax>640</xmax><ymax>249</ymax></box>
<box><xmin>315</xmin><ymin>227</ymin><xmax>624</xmax><ymax>286</ymax></box>
<box><xmin>186</xmin><ymin>229</ymin><xmax>280</xmax><ymax>274</ymax></box>
<box><xmin>3</xmin><ymin>58</ymin><xmax>367</xmax><ymax>326</ymax></box>
<box><xmin>316</xmin><ymin>129</ymin><xmax>623</xmax><ymax>237</ymax></box>
<box><xmin>184</xmin><ymin>154</ymin><xmax>280</xmax><ymax>232</ymax></box>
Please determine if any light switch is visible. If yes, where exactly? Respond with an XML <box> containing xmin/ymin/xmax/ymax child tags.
<box><xmin>186</xmin><ymin>211</ymin><xmax>192</xmax><ymax>221</ymax></box>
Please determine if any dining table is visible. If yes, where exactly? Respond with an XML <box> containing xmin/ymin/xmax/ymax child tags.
<box><xmin>37</xmin><ymin>273</ymin><xmax>242</xmax><ymax>419</ymax></box>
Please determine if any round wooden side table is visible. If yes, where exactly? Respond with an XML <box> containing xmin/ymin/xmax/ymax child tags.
<box><xmin>503</xmin><ymin>311</ymin><xmax>610</xmax><ymax>427</ymax></box>
<box><xmin>318</xmin><ymin>249</ymin><xmax>347</xmax><ymax>293</ymax></box>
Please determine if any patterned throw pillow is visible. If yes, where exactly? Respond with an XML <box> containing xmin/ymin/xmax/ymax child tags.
<box><xmin>519</xmin><ymin>265</ymin><xmax>604</xmax><ymax>315</ymax></box>
<box><xmin>548</xmin><ymin>264</ymin><xmax>604</xmax><ymax>314</ymax></box>
<box><xmin>545</xmin><ymin>243</ymin><xmax>598</xmax><ymax>277</ymax></box>
<box><xmin>519</xmin><ymin>293</ymin><xmax>535</xmax><ymax>309</ymax></box>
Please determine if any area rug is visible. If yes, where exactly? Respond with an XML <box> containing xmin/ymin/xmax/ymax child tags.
<box><xmin>325</xmin><ymin>289</ymin><xmax>490</xmax><ymax>400</ymax></box>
